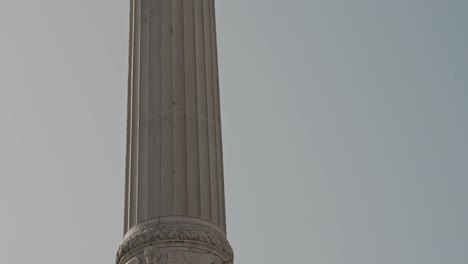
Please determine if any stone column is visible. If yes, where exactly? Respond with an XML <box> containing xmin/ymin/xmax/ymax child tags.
<box><xmin>116</xmin><ymin>1</ymin><xmax>233</xmax><ymax>264</ymax></box>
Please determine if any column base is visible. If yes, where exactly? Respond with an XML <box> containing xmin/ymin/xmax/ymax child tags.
<box><xmin>117</xmin><ymin>216</ymin><xmax>233</xmax><ymax>264</ymax></box>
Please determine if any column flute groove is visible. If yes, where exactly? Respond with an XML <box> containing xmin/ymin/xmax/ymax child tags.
<box><xmin>160</xmin><ymin>0</ymin><xmax>173</xmax><ymax>216</ymax></box>
<box><xmin>147</xmin><ymin>0</ymin><xmax>162</xmax><ymax>220</ymax></box>
<box><xmin>172</xmin><ymin>0</ymin><xmax>187</xmax><ymax>216</ymax></box>
<box><xmin>137</xmin><ymin>0</ymin><xmax>150</xmax><ymax>223</ymax></box>
<box><xmin>157</xmin><ymin>0</ymin><xmax>163</xmax><ymax>219</ymax></box>
<box><xmin>204</xmin><ymin>0</ymin><xmax>220</xmax><ymax>227</ymax></box>
<box><xmin>195</xmin><ymin>0</ymin><xmax>212</xmax><ymax>222</ymax></box>
<box><xmin>130</xmin><ymin>0</ymin><xmax>141</xmax><ymax>230</ymax></box>
<box><xmin>124</xmin><ymin>0</ymin><xmax>134</xmax><ymax>234</ymax></box>
<box><xmin>184</xmin><ymin>0</ymin><xmax>201</xmax><ymax>219</ymax></box>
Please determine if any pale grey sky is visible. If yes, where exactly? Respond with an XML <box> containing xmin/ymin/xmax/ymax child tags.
<box><xmin>0</xmin><ymin>1</ymin><xmax>467</xmax><ymax>264</ymax></box>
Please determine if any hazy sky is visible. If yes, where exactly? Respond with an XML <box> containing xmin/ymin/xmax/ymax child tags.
<box><xmin>0</xmin><ymin>1</ymin><xmax>467</xmax><ymax>264</ymax></box>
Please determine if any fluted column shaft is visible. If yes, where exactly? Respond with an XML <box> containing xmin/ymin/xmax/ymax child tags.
<box><xmin>124</xmin><ymin>0</ymin><xmax>225</xmax><ymax>233</ymax></box>
<box><xmin>118</xmin><ymin>1</ymin><xmax>232</xmax><ymax>264</ymax></box>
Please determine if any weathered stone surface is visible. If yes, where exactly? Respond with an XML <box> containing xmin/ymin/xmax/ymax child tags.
<box><xmin>125</xmin><ymin>247</ymin><xmax>227</xmax><ymax>264</ymax></box>
<box><xmin>117</xmin><ymin>216</ymin><xmax>233</xmax><ymax>264</ymax></box>
<box><xmin>118</xmin><ymin>0</ymin><xmax>233</xmax><ymax>263</ymax></box>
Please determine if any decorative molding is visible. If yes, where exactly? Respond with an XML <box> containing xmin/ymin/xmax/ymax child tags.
<box><xmin>117</xmin><ymin>221</ymin><xmax>233</xmax><ymax>264</ymax></box>
<box><xmin>126</xmin><ymin>256</ymin><xmax>141</xmax><ymax>264</ymax></box>
<box><xmin>143</xmin><ymin>246</ymin><xmax>161</xmax><ymax>264</ymax></box>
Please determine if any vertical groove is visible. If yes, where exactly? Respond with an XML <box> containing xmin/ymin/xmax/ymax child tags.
<box><xmin>148</xmin><ymin>0</ymin><xmax>162</xmax><ymax>219</ymax></box>
<box><xmin>210</xmin><ymin>0</ymin><xmax>226</xmax><ymax>232</ymax></box>
<box><xmin>147</xmin><ymin>0</ymin><xmax>153</xmax><ymax>220</ymax></box>
<box><xmin>135</xmin><ymin>0</ymin><xmax>143</xmax><ymax>224</ymax></box>
<box><xmin>160</xmin><ymin>0</ymin><xmax>174</xmax><ymax>216</ymax></box>
<box><xmin>202</xmin><ymin>0</ymin><xmax>213</xmax><ymax>223</ymax></box>
<box><xmin>173</xmin><ymin>0</ymin><xmax>187</xmax><ymax>215</ymax></box>
<box><xmin>158</xmin><ymin>0</ymin><xmax>163</xmax><ymax>217</ymax></box>
<box><xmin>144</xmin><ymin>0</ymin><xmax>151</xmax><ymax>221</ymax></box>
<box><xmin>124</xmin><ymin>0</ymin><xmax>135</xmax><ymax>234</ymax></box>
<box><xmin>137</xmin><ymin>0</ymin><xmax>150</xmax><ymax>223</ymax></box>
<box><xmin>204</xmin><ymin>0</ymin><xmax>219</xmax><ymax>226</ymax></box>
<box><xmin>130</xmin><ymin>0</ymin><xmax>141</xmax><ymax>229</ymax></box>
<box><xmin>195</xmin><ymin>1</ymin><xmax>203</xmax><ymax>219</ymax></box>
<box><xmin>184</xmin><ymin>0</ymin><xmax>201</xmax><ymax>218</ymax></box>
<box><xmin>183</xmin><ymin>0</ymin><xmax>189</xmax><ymax>218</ymax></box>
<box><xmin>195</xmin><ymin>0</ymin><xmax>212</xmax><ymax>221</ymax></box>
<box><xmin>211</xmin><ymin>0</ymin><xmax>220</xmax><ymax>227</ymax></box>
<box><xmin>194</xmin><ymin>0</ymin><xmax>202</xmax><ymax>219</ymax></box>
